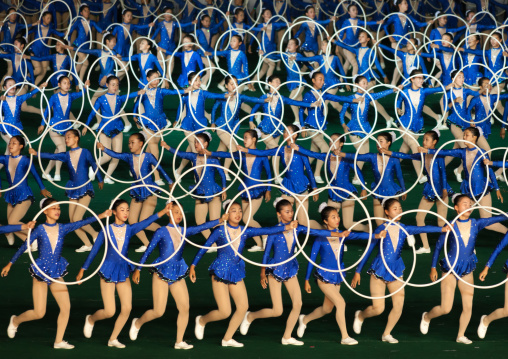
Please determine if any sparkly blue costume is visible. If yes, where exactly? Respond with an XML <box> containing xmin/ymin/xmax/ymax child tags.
<box><xmin>42</xmin><ymin>91</ymin><xmax>83</xmax><ymax>135</ymax></box>
<box><xmin>301</xmin><ymin>54</ymin><xmax>346</xmax><ymax>90</ymax></box>
<box><xmin>294</xmin><ymin>19</ymin><xmax>331</xmax><ymax>53</ymax></box>
<box><xmin>195</xmin><ymin>19</ymin><xmax>225</xmax><ymax>56</ymax></box>
<box><xmin>38</xmin><ymin>147</ymin><xmax>103</xmax><ymax>199</ymax></box>
<box><xmin>432</xmin><ymin>216</ymin><xmax>508</xmax><ymax>277</ymax></box>
<box><xmin>28</xmin><ymin>24</ymin><xmax>65</xmax><ymax>57</ymax></box>
<box><xmin>74</xmin><ymin>48</ymin><xmax>118</xmax><ymax>87</ymax></box>
<box><xmin>0</xmin><ymin>155</ymin><xmax>45</xmax><ymax>205</ymax></box>
<box><xmin>82</xmin><ymin>214</ymin><xmax>161</xmax><ymax>283</ymax></box>
<box><xmin>10</xmin><ymin>217</ymin><xmax>98</xmax><ymax>284</ymax></box>
<box><xmin>396</xmin><ymin>87</ymin><xmax>443</xmax><ymax>132</ymax></box>
<box><xmin>485</xmin><ymin>231</ymin><xmax>508</xmax><ymax>273</ymax></box>
<box><xmin>151</xmin><ymin>19</ymin><xmax>192</xmax><ymax>53</ymax></box>
<box><xmin>463</xmin><ymin>47</ymin><xmax>508</xmax><ymax>83</ymax></box>
<box><xmin>344</xmin><ymin>152</ymin><xmax>405</xmax><ymax>200</ymax></box>
<box><xmin>67</xmin><ymin>18</ymin><xmax>103</xmax><ymax>50</ymax></box>
<box><xmin>428</xmin><ymin>147</ymin><xmax>499</xmax><ymax>199</ymax></box>
<box><xmin>334</xmin><ymin>42</ymin><xmax>386</xmax><ymax>82</ymax></box>
<box><xmin>103</xmin><ymin>148</ymin><xmax>173</xmax><ymax>201</ymax></box>
<box><xmin>0</xmin><ymin>53</ymin><xmax>35</xmax><ymax>83</ymax></box>
<box><xmin>339</xmin><ymin>18</ymin><xmax>379</xmax><ymax>46</ymax></box>
<box><xmin>170</xmin><ymin>50</ymin><xmax>204</xmax><ymax>88</ymax></box>
<box><xmin>133</xmin><ymin>87</ymin><xmax>185</xmax><ymax>131</ymax></box>
<box><xmin>214</xmin><ymin>49</ymin><xmax>250</xmax><ymax>82</ymax></box>
<box><xmin>211</xmin><ymin>150</ymin><xmax>271</xmax><ymax>200</ymax></box>
<box><xmin>379</xmin><ymin>44</ymin><xmax>429</xmax><ymax>79</ymax></box>
<box><xmin>299</xmin><ymin>89</ymin><xmax>356</xmax><ymax>130</ymax></box>
<box><xmin>137</xmin><ymin>220</ymin><xmax>221</xmax><ymax>284</ymax></box>
<box><xmin>211</xmin><ymin>94</ymin><xmax>266</xmax><ymax>133</ymax></box>
<box><xmin>111</xmin><ymin>22</ymin><xmax>150</xmax><ymax>57</ymax></box>
<box><xmin>121</xmin><ymin>52</ymin><xmax>164</xmax><ymax>88</ymax></box>
<box><xmin>167</xmin><ymin>148</ymin><xmax>226</xmax><ymax>203</ymax></box>
<box><xmin>191</xmin><ymin>223</ymin><xmax>288</xmax><ymax>284</ymax></box>
<box><xmin>358</xmin><ymin>222</ymin><xmax>443</xmax><ymax>282</ymax></box>
<box><xmin>29</xmin><ymin>53</ymin><xmax>78</xmax><ymax>87</ymax></box>
<box><xmin>264</xmin><ymin>224</ymin><xmax>333</xmax><ymax>282</ymax></box>
<box><xmin>0</xmin><ymin>89</ymin><xmax>40</xmax><ymax>136</ymax></box>
<box><xmin>0</xmin><ymin>20</ymin><xmax>33</xmax><ymax>53</ymax></box>
<box><xmin>249</xmin><ymin>21</ymin><xmax>288</xmax><ymax>60</ymax></box>
<box><xmin>297</xmin><ymin>147</ymin><xmax>365</xmax><ymax>202</ymax></box>
<box><xmin>382</xmin><ymin>13</ymin><xmax>428</xmax><ymax>47</ymax></box>
<box><xmin>247</xmin><ymin>146</ymin><xmax>317</xmax><ymax>195</ymax></box>
<box><xmin>87</xmin><ymin>91</ymin><xmax>138</xmax><ymax>137</ymax></box>
<box><xmin>306</xmin><ymin>229</ymin><xmax>372</xmax><ymax>285</ymax></box>
<box><xmin>445</xmin><ymin>87</ymin><xmax>479</xmax><ymax>129</ymax></box>
<box><xmin>177</xmin><ymin>89</ymin><xmax>226</xmax><ymax>132</ymax></box>
<box><xmin>467</xmin><ymin>94</ymin><xmax>508</xmax><ymax>139</ymax></box>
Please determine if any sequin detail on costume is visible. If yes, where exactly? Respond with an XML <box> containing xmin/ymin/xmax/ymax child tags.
<box><xmin>457</xmin><ymin>220</ymin><xmax>472</xmax><ymax>247</ymax></box>
<box><xmin>466</xmin><ymin>148</ymin><xmax>478</xmax><ymax>173</ymax></box>
<box><xmin>69</xmin><ymin>148</ymin><xmax>82</xmax><ymax>173</ymax></box>
<box><xmin>43</xmin><ymin>224</ymin><xmax>59</xmax><ymax>253</ymax></box>
<box><xmin>111</xmin><ymin>224</ymin><xmax>127</xmax><ymax>251</ymax></box>
<box><xmin>8</xmin><ymin>156</ymin><xmax>21</xmax><ymax>183</ymax></box>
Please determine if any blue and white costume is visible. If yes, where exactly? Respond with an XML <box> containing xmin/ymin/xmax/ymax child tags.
<box><xmin>42</xmin><ymin>91</ymin><xmax>83</xmax><ymax>135</ymax></box>
<box><xmin>28</xmin><ymin>23</ymin><xmax>65</xmax><ymax>57</ymax></box>
<box><xmin>334</xmin><ymin>42</ymin><xmax>386</xmax><ymax>82</ymax></box>
<box><xmin>87</xmin><ymin>91</ymin><xmax>138</xmax><ymax>137</ymax></box>
<box><xmin>133</xmin><ymin>87</ymin><xmax>185</xmax><ymax>131</ymax></box>
<box><xmin>211</xmin><ymin>94</ymin><xmax>266</xmax><ymax>133</ymax></box>
<box><xmin>0</xmin><ymin>155</ymin><xmax>46</xmax><ymax>205</ymax></box>
<box><xmin>299</xmin><ymin>89</ymin><xmax>356</xmax><ymax>130</ymax></box>
<box><xmin>396</xmin><ymin>87</ymin><xmax>443</xmax><ymax>132</ymax></box>
<box><xmin>445</xmin><ymin>86</ymin><xmax>479</xmax><ymax>129</ymax></box>
<box><xmin>121</xmin><ymin>52</ymin><xmax>164</xmax><ymax>88</ymax></box>
<box><xmin>467</xmin><ymin>94</ymin><xmax>508</xmax><ymax>139</ymax></box>
<box><xmin>171</xmin><ymin>50</ymin><xmax>204</xmax><ymax>88</ymax></box>
<box><xmin>294</xmin><ymin>18</ymin><xmax>331</xmax><ymax>53</ymax></box>
<box><xmin>177</xmin><ymin>89</ymin><xmax>226</xmax><ymax>132</ymax></box>
<box><xmin>0</xmin><ymin>88</ymin><xmax>40</xmax><ymax>136</ymax></box>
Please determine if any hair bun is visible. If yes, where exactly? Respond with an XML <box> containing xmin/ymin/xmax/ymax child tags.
<box><xmin>145</xmin><ymin>68</ymin><xmax>153</xmax><ymax>75</ymax></box>
<box><xmin>273</xmin><ymin>197</ymin><xmax>283</xmax><ymax>208</ymax></box>
<box><xmin>222</xmin><ymin>199</ymin><xmax>232</xmax><ymax>211</ymax></box>
<box><xmin>389</xmin><ymin>131</ymin><xmax>396</xmax><ymax>142</ymax></box>
<box><xmin>433</xmin><ymin>129</ymin><xmax>440</xmax><ymax>137</ymax></box>
<box><xmin>451</xmin><ymin>193</ymin><xmax>461</xmax><ymax>203</ymax></box>
<box><xmin>39</xmin><ymin>198</ymin><xmax>47</xmax><ymax>209</ymax></box>
<box><xmin>203</xmin><ymin>131</ymin><xmax>212</xmax><ymax>142</ymax></box>
<box><xmin>254</xmin><ymin>128</ymin><xmax>262</xmax><ymax>138</ymax></box>
<box><xmin>318</xmin><ymin>202</ymin><xmax>328</xmax><ymax>213</ymax></box>
<box><xmin>435</xmin><ymin>11</ymin><xmax>441</xmax><ymax>18</ymax></box>
<box><xmin>477</xmin><ymin>127</ymin><xmax>484</xmax><ymax>137</ymax></box>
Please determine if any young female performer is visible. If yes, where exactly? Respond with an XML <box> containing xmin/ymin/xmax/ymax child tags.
<box><xmin>161</xmin><ymin>34</ymin><xmax>204</xmax><ymax>88</ymax></box>
<box><xmin>130</xmin><ymin>203</ymin><xmax>229</xmax><ymax>349</ymax></box>
<box><xmin>189</xmin><ymin>200</ymin><xmax>298</xmax><ymax>347</ymax></box>
<box><xmin>421</xmin><ymin>194</ymin><xmax>508</xmax><ymax>344</ymax></box>
<box><xmin>241</xmin><ymin>199</ymin><xmax>345</xmax><ymax>345</ymax></box>
<box><xmin>237</xmin><ymin>125</ymin><xmax>321</xmax><ymax>229</ymax></box>
<box><xmin>294</xmin><ymin>5</ymin><xmax>334</xmax><ymax>57</ymax></box>
<box><xmin>351</xmin><ymin>198</ymin><xmax>448</xmax><ymax>343</ymax></box>
<box><xmin>378</xmin><ymin>130</ymin><xmax>454</xmax><ymax>253</ymax></box>
<box><xmin>0</xmin><ymin>136</ymin><xmax>51</xmax><ymax>246</ymax></box>
<box><xmin>215</xmin><ymin>35</ymin><xmax>256</xmax><ymax>93</ymax></box>
<box><xmin>121</xmin><ymin>39</ymin><xmax>164</xmax><ymax>89</ymax></box>
<box><xmin>299</xmin><ymin>205</ymin><xmax>386</xmax><ymax>344</ymax></box>
<box><xmin>202</xmin><ymin>129</ymin><xmax>272</xmax><ymax>251</ymax></box>
<box><xmin>38</xmin><ymin>76</ymin><xmax>90</xmax><ymax>181</ymax></box>
<box><xmin>85</xmin><ymin>76</ymin><xmax>145</xmax><ymax>184</ymax></box>
<box><xmin>419</xmin><ymin>127</ymin><xmax>507</xmax><ymax>234</ymax></box>
<box><xmin>97</xmin><ymin>133</ymin><xmax>173</xmax><ymax>252</ymax></box>
<box><xmin>161</xmin><ymin>132</ymin><xmax>226</xmax><ymax>239</ymax></box>
<box><xmin>29</xmin><ymin>129</ymin><xmax>104</xmax><ymax>252</ymax></box>
<box><xmin>2</xmin><ymin>198</ymin><xmax>110</xmax><ymax>349</ymax></box>
<box><xmin>76</xmin><ymin>201</ymin><xmax>171</xmax><ymax>348</ymax></box>
<box><xmin>335</xmin><ymin>132</ymin><xmax>406</xmax><ymax>225</ymax></box>
<box><xmin>290</xmin><ymin>133</ymin><xmax>369</xmax><ymax>232</ymax></box>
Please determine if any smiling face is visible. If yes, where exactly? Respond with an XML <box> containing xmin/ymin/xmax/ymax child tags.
<box><xmin>128</xmin><ymin>135</ymin><xmax>143</xmax><ymax>153</ymax></box>
<box><xmin>44</xmin><ymin>203</ymin><xmax>61</xmax><ymax>221</ymax></box>
<box><xmin>438</xmin><ymin>17</ymin><xmax>447</xmax><ymax>27</ymax></box>
<box><xmin>398</xmin><ymin>0</ymin><xmax>408</xmax><ymax>12</ymax></box>
<box><xmin>384</xmin><ymin>201</ymin><xmax>402</xmax><ymax>221</ymax></box>
<box><xmin>114</xmin><ymin>202</ymin><xmax>130</xmax><ymax>222</ymax></box>
<box><xmin>278</xmin><ymin>204</ymin><xmax>294</xmax><ymax>223</ymax></box>
<box><xmin>65</xmin><ymin>131</ymin><xmax>78</xmax><ymax>147</ymax></box>
<box><xmin>8</xmin><ymin>137</ymin><xmax>23</xmax><ymax>156</ymax></box>
<box><xmin>105</xmin><ymin>37</ymin><xmax>117</xmax><ymax>49</ymax></box>
<box><xmin>194</xmin><ymin>137</ymin><xmax>208</xmax><ymax>152</ymax></box>
<box><xmin>490</xmin><ymin>35</ymin><xmax>501</xmax><ymax>48</ymax></box>
<box><xmin>306</xmin><ymin>7</ymin><xmax>316</xmax><ymax>19</ymax></box>
<box><xmin>453</xmin><ymin>72</ymin><xmax>464</xmax><ymax>87</ymax></box>
<box><xmin>147</xmin><ymin>71</ymin><xmax>160</xmax><ymax>87</ymax></box>
<box><xmin>183</xmin><ymin>37</ymin><xmax>193</xmax><ymax>51</ymax></box>
<box><xmin>357</xmin><ymin>78</ymin><xmax>368</xmax><ymax>91</ymax></box>
<box><xmin>411</xmin><ymin>74</ymin><xmax>424</xmax><ymax>88</ymax></box>
<box><xmin>467</xmin><ymin>36</ymin><xmax>479</xmax><ymax>49</ymax></box>
<box><xmin>139</xmin><ymin>39</ymin><xmax>150</xmax><ymax>52</ymax></box>
<box><xmin>323</xmin><ymin>209</ymin><xmax>341</xmax><ymax>229</ymax></box>
<box><xmin>268</xmin><ymin>77</ymin><xmax>281</xmax><ymax>92</ymax></box>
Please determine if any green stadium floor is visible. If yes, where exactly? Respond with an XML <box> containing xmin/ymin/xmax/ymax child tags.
<box><xmin>1</xmin><ymin>50</ymin><xmax>508</xmax><ymax>358</ymax></box>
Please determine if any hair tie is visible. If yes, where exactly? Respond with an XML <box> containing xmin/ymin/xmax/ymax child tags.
<box><xmin>39</xmin><ymin>198</ymin><xmax>47</xmax><ymax>209</ymax></box>
<box><xmin>79</xmin><ymin>4</ymin><xmax>88</xmax><ymax>11</ymax></box>
<box><xmin>233</xmin><ymin>6</ymin><xmax>241</xmax><ymax>13</ymax></box>
<box><xmin>353</xmin><ymin>74</ymin><xmax>360</xmax><ymax>83</ymax></box>
<box><xmin>222</xmin><ymin>199</ymin><xmax>232</xmax><ymax>211</ymax></box>
<box><xmin>394</xmin><ymin>0</ymin><xmax>398</xmax><ymax>5</ymax></box>
<box><xmin>466</xmin><ymin>10</ymin><xmax>472</xmax><ymax>17</ymax></box>
<box><xmin>3</xmin><ymin>76</ymin><xmax>13</xmax><ymax>82</ymax></box>
<box><xmin>415</xmin><ymin>38</ymin><xmax>421</xmax><ymax>46</ymax></box>
<box><xmin>305</xmin><ymin>5</ymin><xmax>313</xmax><ymax>10</ymax></box>
<box><xmin>295</xmin><ymin>37</ymin><xmax>301</xmax><ymax>46</ymax></box>
<box><xmin>162</xmin><ymin>7</ymin><xmax>171</xmax><ymax>13</ymax></box>
<box><xmin>273</xmin><ymin>197</ymin><xmax>283</xmax><ymax>208</ymax></box>
<box><xmin>203</xmin><ymin>131</ymin><xmax>212</xmax><ymax>142</ymax></box>
<box><xmin>478</xmin><ymin>127</ymin><xmax>484</xmax><ymax>137</ymax></box>
<box><xmin>389</xmin><ymin>131</ymin><xmax>396</xmax><ymax>142</ymax></box>
<box><xmin>122</xmin><ymin>9</ymin><xmax>129</xmax><ymax>15</ymax></box>
<box><xmin>408</xmin><ymin>65</ymin><xmax>418</xmax><ymax>74</ymax></box>
<box><xmin>451</xmin><ymin>193</ymin><xmax>461</xmax><ymax>203</ymax></box>
<box><xmin>435</xmin><ymin>11</ymin><xmax>441</xmax><ymax>18</ymax></box>
<box><xmin>103</xmin><ymin>31</ymin><xmax>111</xmax><ymax>37</ymax></box>
<box><xmin>309</xmin><ymin>69</ymin><xmax>316</xmax><ymax>78</ymax></box>
<box><xmin>318</xmin><ymin>202</ymin><xmax>328</xmax><ymax>213</ymax></box>
<box><xmin>254</xmin><ymin>128</ymin><xmax>262</xmax><ymax>138</ymax></box>
<box><xmin>56</xmin><ymin>74</ymin><xmax>65</xmax><ymax>81</ymax></box>
<box><xmin>433</xmin><ymin>129</ymin><xmax>441</xmax><ymax>137</ymax></box>
<box><xmin>293</xmin><ymin>123</ymin><xmax>302</xmax><ymax>131</ymax></box>
<box><xmin>166</xmin><ymin>196</ymin><xmax>176</xmax><ymax>204</ymax></box>
<box><xmin>381</xmin><ymin>198</ymin><xmax>389</xmax><ymax>207</ymax></box>
<box><xmin>145</xmin><ymin>68</ymin><xmax>153</xmax><ymax>75</ymax></box>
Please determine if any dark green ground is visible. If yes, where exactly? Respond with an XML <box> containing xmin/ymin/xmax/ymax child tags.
<box><xmin>1</xmin><ymin>48</ymin><xmax>508</xmax><ymax>358</ymax></box>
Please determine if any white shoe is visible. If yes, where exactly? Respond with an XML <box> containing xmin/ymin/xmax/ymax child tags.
<box><xmin>6</xmin><ymin>233</ymin><xmax>14</xmax><ymax>246</ymax></box>
<box><xmin>123</xmin><ymin>124</ymin><xmax>132</xmax><ymax>133</ymax></box>
<box><xmin>195</xmin><ymin>316</ymin><xmax>205</xmax><ymax>340</ymax></box>
<box><xmin>281</xmin><ymin>337</ymin><xmax>303</xmax><ymax>346</ymax></box>
<box><xmin>415</xmin><ymin>247</ymin><xmax>431</xmax><ymax>254</ymax></box>
<box><xmin>386</xmin><ymin>118</ymin><xmax>395</xmax><ymax>128</ymax></box>
<box><xmin>217</xmin><ymin>84</ymin><xmax>226</xmax><ymax>92</ymax></box>
<box><xmin>53</xmin><ymin>175</ymin><xmax>61</xmax><ymax>182</ymax></box>
<box><xmin>221</xmin><ymin>339</ymin><xmax>244</xmax><ymax>347</ymax></box>
<box><xmin>339</xmin><ymin>87</ymin><xmax>345</xmax><ymax>92</ymax></box>
<box><xmin>54</xmin><ymin>341</ymin><xmax>74</xmax><ymax>349</ymax></box>
<box><xmin>418</xmin><ymin>175</ymin><xmax>428</xmax><ymax>184</ymax></box>
<box><xmin>174</xmin><ymin>341</ymin><xmax>193</xmax><ymax>349</ymax></box>
<box><xmin>73</xmin><ymin>122</ymin><xmax>81</xmax><ymax>130</ymax></box>
<box><xmin>108</xmin><ymin>339</ymin><xmax>126</xmax><ymax>348</ymax></box>
<box><xmin>353</xmin><ymin>310</ymin><xmax>363</xmax><ymax>334</ymax></box>
<box><xmin>83</xmin><ymin>315</ymin><xmax>94</xmax><ymax>338</ymax></box>
<box><xmin>225</xmin><ymin>173</ymin><xmax>232</xmax><ymax>181</ymax></box>
<box><xmin>129</xmin><ymin>318</ymin><xmax>140</xmax><ymax>340</ymax></box>
<box><xmin>91</xmin><ymin>123</ymin><xmax>99</xmax><ymax>131</ymax></box>
<box><xmin>352</xmin><ymin>178</ymin><xmax>362</xmax><ymax>185</ymax></box>
<box><xmin>420</xmin><ymin>312</ymin><xmax>429</xmax><ymax>334</ymax></box>
<box><xmin>341</xmin><ymin>337</ymin><xmax>358</xmax><ymax>345</ymax></box>
<box><xmin>491</xmin><ymin>117</ymin><xmax>494</xmax><ymax>125</ymax></box>
<box><xmin>315</xmin><ymin>176</ymin><xmax>324</xmax><ymax>184</ymax></box>
<box><xmin>155</xmin><ymin>179</ymin><xmax>164</xmax><ymax>186</ymax></box>
<box><xmin>42</xmin><ymin>173</ymin><xmax>52</xmax><ymax>181</ymax></box>
<box><xmin>165</xmin><ymin>120</ymin><xmax>172</xmax><ymax>128</ymax></box>
<box><xmin>344</xmin><ymin>244</ymin><xmax>348</xmax><ymax>252</ymax></box>
<box><xmin>297</xmin><ymin>314</ymin><xmax>306</xmax><ymax>338</ymax></box>
<box><xmin>135</xmin><ymin>246</ymin><xmax>147</xmax><ymax>253</ymax></box>
<box><xmin>456</xmin><ymin>336</ymin><xmax>472</xmax><ymax>344</ymax></box>
<box><xmin>496</xmin><ymin>174</ymin><xmax>506</xmax><ymax>183</ymax></box>
<box><xmin>206</xmin><ymin>246</ymin><xmax>217</xmax><ymax>253</ymax></box>
<box><xmin>276</xmin><ymin>64</ymin><xmax>281</xmax><ymax>71</ymax></box>
<box><xmin>407</xmin><ymin>235</ymin><xmax>415</xmax><ymax>247</ymax></box>
<box><xmin>104</xmin><ymin>177</ymin><xmax>115</xmax><ymax>184</ymax></box>
<box><xmin>7</xmin><ymin>315</ymin><xmax>17</xmax><ymax>338</ymax></box>
<box><xmin>75</xmin><ymin>245</ymin><xmax>92</xmax><ymax>253</ymax></box>
<box><xmin>129</xmin><ymin>171</ymin><xmax>133</xmax><ymax>177</ymax></box>
<box><xmin>382</xmin><ymin>335</ymin><xmax>399</xmax><ymax>343</ymax></box>
<box><xmin>247</xmin><ymin>245</ymin><xmax>263</xmax><ymax>252</ymax></box>
<box><xmin>88</xmin><ymin>167</ymin><xmax>95</xmax><ymax>181</ymax></box>
<box><xmin>239</xmin><ymin>312</ymin><xmax>251</xmax><ymax>335</ymax></box>
<box><xmin>478</xmin><ymin>315</ymin><xmax>488</xmax><ymax>339</ymax></box>
<box><xmin>454</xmin><ymin>168</ymin><xmax>463</xmax><ymax>183</ymax></box>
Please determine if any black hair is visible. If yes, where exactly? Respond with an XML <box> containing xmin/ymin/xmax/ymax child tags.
<box><xmin>288</xmin><ymin>38</ymin><xmax>300</xmax><ymax>47</ymax></box>
<box><xmin>106</xmin><ymin>75</ymin><xmax>119</xmax><ymax>85</ymax></box>
<box><xmin>140</xmin><ymin>38</ymin><xmax>153</xmax><ymax>50</ymax></box>
<box><xmin>450</xmin><ymin>69</ymin><xmax>462</xmax><ymax>80</ymax></box>
<box><xmin>453</xmin><ymin>194</ymin><xmax>471</xmax><ymax>206</ymax></box>
<box><xmin>311</xmin><ymin>71</ymin><xmax>324</xmax><ymax>80</ymax></box>
<box><xmin>2</xmin><ymin>77</ymin><xmax>16</xmax><ymax>88</ymax></box>
<box><xmin>122</xmin><ymin>9</ymin><xmax>133</xmax><ymax>16</ymax></box>
<box><xmin>41</xmin><ymin>11</ymin><xmax>52</xmax><ymax>19</ymax></box>
<box><xmin>130</xmin><ymin>132</ymin><xmax>145</xmax><ymax>144</ymax></box>
<box><xmin>378</xmin><ymin>131</ymin><xmax>393</xmax><ymax>148</ymax></box>
<box><xmin>11</xmin><ymin>135</ymin><xmax>25</xmax><ymax>150</ymax></box>
<box><xmin>330</xmin><ymin>132</ymin><xmax>345</xmax><ymax>144</ymax></box>
<box><xmin>354</xmin><ymin>75</ymin><xmax>367</xmax><ymax>84</ymax></box>
<box><xmin>146</xmin><ymin>69</ymin><xmax>159</xmax><ymax>79</ymax></box>
<box><xmin>477</xmin><ymin>76</ymin><xmax>489</xmax><ymax>87</ymax></box>
<box><xmin>358</xmin><ymin>30</ymin><xmax>372</xmax><ymax>43</ymax></box>
<box><xmin>464</xmin><ymin>126</ymin><xmax>480</xmax><ymax>143</ymax></box>
<box><xmin>410</xmin><ymin>68</ymin><xmax>423</xmax><ymax>77</ymax></box>
<box><xmin>267</xmin><ymin>74</ymin><xmax>280</xmax><ymax>83</ymax></box>
<box><xmin>195</xmin><ymin>133</ymin><xmax>210</xmax><ymax>146</ymax></box>
<box><xmin>200</xmin><ymin>14</ymin><xmax>211</xmax><ymax>21</ymax></box>
<box><xmin>347</xmin><ymin>3</ymin><xmax>358</xmax><ymax>11</ymax></box>
<box><xmin>66</xmin><ymin>129</ymin><xmax>80</xmax><ymax>144</ymax></box>
<box><xmin>162</xmin><ymin>6</ymin><xmax>173</xmax><ymax>13</ymax></box>
<box><xmin>231</xmin><ymin>34</ymin><xmax>243</xmax><ymax>43</ymax></box>
<box><xmin>305</xmin><ymin>5</ymin><xmax>314</xmax><ymax>13</ymax></box>
<box><xmin>262</xmin><ymin>8</ymin><xmax>272</xmax><ymax>16</ymax></box>
<box><xmin>224</xmin><ymin>75</ymin><xmax>238</xmax><ymax>86</ymax></box>
<box><xmin>425</xmin><ymin>130</ymin><xmax>439</xmax><ymax>143</ymax></box>
<box><xmin>79</xmin><ymin>4</ymin><xmax>89</xmax><ymax>12</ymax></box>
<box><xmin>234</xmin><ymin>7</ymin><xmax>244</xmax><ymax>15</ymax></box>
<box><xmin>42</xmin><ymin>198</ymin><xmax>57</xmax><ymax>209</ymax></box>
<box><xmin>472</xmin><ymin>33</ymin><xmax>481</xmax><ymax>42</ymax></box>
<box><xmin>188</xmin><ymin>71</ymin><xmax>199</xmax><ymax>84</ymax></box>
<box><xmin>183</xmin><ymin>33</ymin><xmax>195</xmax><ymax>42</ymax></box>
<box><xmin>14</xmin><ymin>36</ymin><xmax>26</xmax><ymax>48</ymax></box>
<box><xmin>320</xmin><ymin>206</ymin><xmax>338</xmax><ymax>223</ymax></box>
<box><xmin>58</xmin><ymin>75</ymin><xmax>70</xmax><ymax>84</ymax></box>
<box><xmin>286</xmin><ymin>124</ymin><xmax>300</xmax><ymax>140</ymax></box>
<box><xmin>112</xmin><ymin>199</ymin><xmax>128</xmax><ymax>211</ymax></box>
<box><xmin>442</xmin><ymin>32</ymin><xmax>454</xmax><ymax>41</ymax></box>
<box><xmin>383</xmin><ymin>198</ymin><xmax>400</xmax><ymax>211</ymax></box>
<box><xmin>492</xmin><ymin>31</ymin><xmax>503</xmax><ymax>40</ymax></box>
<box><xmin>103</xmin><ymin>33</ymin><xmax>116</xmax><ymax>44</ymax></box>
<box><xmin>275</xmin><ymin>199</ymin><xmax>292</xmax><ymax>213</ymax></box>
<box><xmin>7</xmin><ymin>7</ymin><xmax>16</xmax><ymax>14</ymax></box>
<box><xmin>244</xmin><ymin>129</ymin><xmax>258</xmax><ymax>143</ymax></box>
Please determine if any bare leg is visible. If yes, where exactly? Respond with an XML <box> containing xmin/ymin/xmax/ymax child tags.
<box><xmin>98</xmin><ymin>134</ymin><xmax>112</xmax><ymax>167</ymax></box>
<box><xmin>49</xmin><ymin>280</ymin><xmax>71</xmax><ymax>343</ymax></box>
<box><xmin>247</xmin><ymin>276</ymin><xmax>283</xmax><ymax>322</ymax></box>
<box><xmin>169</xmin><ymin>279</ymin><xmax>190</xmax><ymax>343</ymax></box>
<box><xmin>89</xmin><ymin>279</ymin><xmax>116</xmax><ymax>324</ymax></box>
